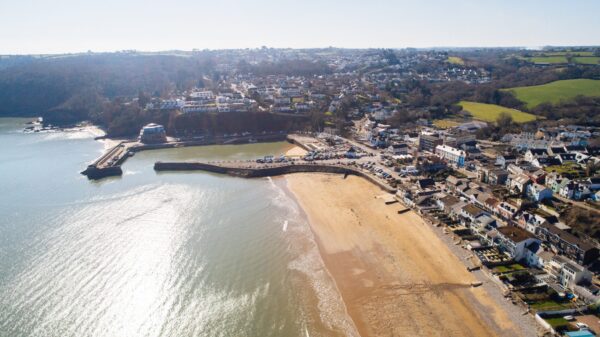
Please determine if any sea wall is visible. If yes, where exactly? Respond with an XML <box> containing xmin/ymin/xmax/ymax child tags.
<box><xmin>154</xmin><ymin>162</ymin><xmax>396</xmax><ymax>193</ymax></box>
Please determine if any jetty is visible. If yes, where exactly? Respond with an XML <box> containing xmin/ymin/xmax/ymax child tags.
<box><xmin>81</xmin><ymin>141</ymin><xmax>131</xmax><ymax>179</ymax></box>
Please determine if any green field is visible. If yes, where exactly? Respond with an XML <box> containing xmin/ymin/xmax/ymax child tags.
<box><xmin>432</xmin><ymin>119</ymin><xmax>460</xmax><ymax>129</ymax></box>
<box><xmin>544</xmin><ymin>51</ymin><xmax>594</xmax><ymax>57</ymax></box>
<box><xmin>504</xmin><ymin>79</ymin><xmax>600</xmax><ymax>108</ymax></box>
<box><xmin>574</xmin><ymin>57</ymin><xmax>600</xmax><ymax>65</ymax></box>
<box><xmin>447</xmin><ymin>56</ymin><xmax>465</xmax><ymax>65</ymax></box>
<box><xmin>458</xmin><ymin>101</ymin><xmax>537</xmax><ymax>123</ymax></box>
<box><xmin>525</xmin><ymin>56</ymin><xmax>568</xmax><ymax>64</ymax></box>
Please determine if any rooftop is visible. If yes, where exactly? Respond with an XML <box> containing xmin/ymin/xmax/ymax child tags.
<box><xmin>497</xmin><ymin>226</ymin><xmax>535</xmax><ymax>243</ymax></box>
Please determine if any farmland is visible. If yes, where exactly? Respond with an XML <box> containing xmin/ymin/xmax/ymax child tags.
<box><xmin>504</xmin><ymin>79</ymin><xmax>600</xmax><ymax>108</ymax></box>
<box><xmin>458</xmin><ymin>101</ymin><xmax>537</xmax><ymax>123</ymax></box>
<box><xmin>525</xmin><ymin>56</ymin><xmax>568</xmax><ymax>64</ymax></box>
<box><xmin>432</xmin><ymin>119</ymin><xmax>460</xmax><ymax>129</ymax></box>
<box><xmin>447</xmin><ymin>56</ymin><xmax>465</xmax><ymax>65</ymax></box>
<box><xmin>573</xmin><ymin>57</ymin><xmax>600</xmax><ymax>64</ymax></box>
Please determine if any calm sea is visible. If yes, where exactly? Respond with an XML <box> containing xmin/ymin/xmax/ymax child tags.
<box><xmin>0</xmin><ymin>118</ymin><xmax>356</xmax><ymax>337</ymax></box>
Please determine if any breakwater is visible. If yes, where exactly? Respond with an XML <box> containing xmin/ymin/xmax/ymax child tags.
<box><xmin>154</xmin><ymin>161</ymin><xmax>397</xmax><ymax>193</ymax></box>
<box><xmin>82</xmin><ymin>133</ymin><xmax>288</xmax><ymax>180</ymax></box>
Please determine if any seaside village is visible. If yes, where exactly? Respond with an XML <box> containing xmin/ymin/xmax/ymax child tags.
<box><xmin>128</xmin><ymin>52</ymin><xmax>600</xmax><ymax>336</ymax></box>
<box><xmin>354</xmin><ymin>120</ymin><xmax>600</xmax><ymax>336</ymax></box>
<box><xmin>139</xmin><ymin>115</ymin><xmax>600</xmax><ymax>336</ymax></box>
<box><xmin>142</xmin><ymin>50</ymin><xmax>490</xmax><ymax>117</ymax></box>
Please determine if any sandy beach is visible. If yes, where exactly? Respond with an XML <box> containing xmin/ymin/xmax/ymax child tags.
<box><xmin>285</xmin><ymin>172</ymin><xmax>537</xmax><ymax>337</ymax></box>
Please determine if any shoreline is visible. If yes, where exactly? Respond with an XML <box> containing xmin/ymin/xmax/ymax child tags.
<box><xmin>284</xmin><ymin>171</ymin><xmax>537</xmax><ymax>337</ymax></box>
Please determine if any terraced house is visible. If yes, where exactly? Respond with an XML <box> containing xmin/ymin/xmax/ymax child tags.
<box><xmin>535</xmin><ymin>222</ymin><xmax>599</xmax><ymax>265</ymax></box>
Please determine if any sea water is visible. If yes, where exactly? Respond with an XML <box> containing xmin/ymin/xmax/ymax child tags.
<box><xmin>0</xmin><ymin>118</ymin><xmax>356</xmax><ymax>337</ymax></box>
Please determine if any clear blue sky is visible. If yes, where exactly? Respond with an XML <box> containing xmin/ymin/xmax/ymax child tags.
<box><xmin>1</xmin><ymin>0</ymin><xmax>599</xmax><ymax>54</ymax></box>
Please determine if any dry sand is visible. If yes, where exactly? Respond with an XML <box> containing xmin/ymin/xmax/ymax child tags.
<box><xmin>285</xmin><ymin>145</ymin><xmax>308</xmax><ymax>157</ymax></box>
<box><xmin>286</xmin><ymin>172</ymin><xmax>535</xmax><ymax>337</ymax></box>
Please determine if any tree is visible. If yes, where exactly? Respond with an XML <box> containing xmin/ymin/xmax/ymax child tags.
<box><xmin>585</xmin><ymin>161</ymin><xmax>600</xmax><ymax>177</ymax></box>
<box><xmin>496</xmin><ymin>112</ymin><xmax>514</xmax><ymax>129</ymax></box>
<box><xmin>137</xmin><ymin>91</ymin><xmax>151</xmax><ymax>108</ymax></box>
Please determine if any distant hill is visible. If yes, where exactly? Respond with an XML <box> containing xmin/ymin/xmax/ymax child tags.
<box><xmin>0</xmin><ymin>52</ymin><xmax>332</xmax><ymax>125</ymax></box>
<box><xmin>0</xmin><ymin>53</ymin><xmax>211</xmax><ymax>121</ymax></box>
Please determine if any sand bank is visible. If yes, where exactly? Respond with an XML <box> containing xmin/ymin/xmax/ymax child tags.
<box><xmin>286</xmin><ymin>173</ymin><xmax>536</xmax><ymax>337</ymax></box>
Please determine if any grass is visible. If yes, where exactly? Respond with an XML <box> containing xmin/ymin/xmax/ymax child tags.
<box><xmin>433</xmin><ymin>119</ymin><xmax>460</xmax><ymax>129</ymax></box>
<box><xmin>493</xmin><ymin>264</ymin><xmax>526</xmax><ymax>274</ymax></box>
<box><xmin>529</xmin><ymin>300</ymin><xmax>572</xmax><ymax>312</ymax></box>
<box><xmin>458</xmin><ymin>101</ymin><xmax>537</xmax><ymax>123</ymax></box>
<box><xmin>544</xmin><ymin>317</ymin><xmax>568</xmax><ymax>328</ymax></box>
<box><xmin>544</xmin><ymin>162</ymin><xmax>584</xmax><ymax>179</ymax></box>
<box><xmin>544</xmin><ymin>51</ymin><xmax>594</xmax><ymax>57</ymax></box>
<box><xmin>504</xmin><ymin>79</ymin><xmax>600</xmax><ymax>109</ymax></box>
<box><xmin>525</xmin><ymin>56</ymin><xmax>568</xmax><ymax>64</ymax></box>
<box><xmin>447</xmin><ymin>56</ymin><xmax>465</xmax><ymax>65</ymax></box>
<box><xmin>574</xmin><ymin>57</ymin><xmax>600</xmax><ymax>65</ymax></box>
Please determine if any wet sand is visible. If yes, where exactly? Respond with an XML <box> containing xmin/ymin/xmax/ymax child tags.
<box><xmin>285</xmin><ymin>172</ymin><xmax>536</xmax><ymax>337</ymax></box>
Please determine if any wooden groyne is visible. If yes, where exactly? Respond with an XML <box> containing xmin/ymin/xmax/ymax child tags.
<box><xmin>154</xmin><ymin>161</ymin><xmax>397</xmax><ymax>193</ymax></box>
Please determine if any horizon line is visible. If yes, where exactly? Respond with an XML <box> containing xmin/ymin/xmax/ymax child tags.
<box><xmin>2</xmin><ymin>45</ymin><xmax>600</xmax><ymax>57</ymax></box>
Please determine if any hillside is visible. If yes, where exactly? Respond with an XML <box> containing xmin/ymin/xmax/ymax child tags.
<box><xmin>458</xmin><ymin>101</ymin><xmax>537</xmax><ymax>123</ymax></box>
<box><xmin>503</xmin><ymin>79</ymin><xmax>600</xmax><ymax>109</ymax></box>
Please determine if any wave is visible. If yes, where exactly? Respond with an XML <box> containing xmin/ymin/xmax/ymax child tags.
<box><xmin>266</xmin><ymin>177</ymin><xmax>360</xmax><ymax>337</ymax></box>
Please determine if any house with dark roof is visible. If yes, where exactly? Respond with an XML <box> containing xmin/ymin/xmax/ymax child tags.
<box><xmin>496</xmin><ymin>201</ymin><xmax>520</xmax><ymax>220</ymax></box>
<box><xmin>388</xmin><ymin>143</ymin><xmax>408</xmax><ymax>155</ymax></box>
<box><xmin>445</xmin><ymin>175</ymin><xmax>467</xmax><ymax>193</ymax></box>
<box><xmin>517</xmin><ymin>211</ymin><xmax>548</xmax><ymax>234</ymax></box>
<box><xmin>489</xmin><ymin>169</ymin><xmax>509</xmax><ymax>186</ymax></box>
<box><xmin>566</xmin><ymin>145</ymin><xmax>587</xmax><ymax>153</ymax></box>
<box><xmin>587</xmin><ymin>177</ymin><xmax>600</xmax><ymax>191</ymax></box>
<box><xmin>556</xmin><ymin>153</ymin><xmax>577</xmax><ymax>164</ymax></box>
<box><xmin>417</xmin><ymin>178</ymin><xmax>435</xmax><ymax>190</ymax></box>
<box><xmin>496</xmin><ymin>226</ymin><xmax>541</xmax><ymax>267</ymax></box>
<box><xmin>535</xmin><ymin>223</ymin><xmax>599</xmax><ymax>265</ymax></box>
<box><xmin>483</xmin><ymin>197</ymin><xmax>500</xmax><ymax>213</ymax></box>
<box><xmin>524</xmin><ymin>148</ymin><xmax>548</xmax><ymax>163</ymax></box>
<box><xmin>531</xmin><ymin>156</ymin><xmax>561</xmax><ymax>168</ymax></box>
<box><xmin>548</xmin><ymin>146</ymin><xmax>567</xmax><ymax>156</ymax></box>
<box><xmin>460</xmin><ymin>204</ymin><xmax>487</xmax><ymax>225</ymax></box>
<box><xmin>437</xmin><ymin>195</ymin><xmax>460</xmax><ymax>212</ymax></box>
<box><xmin>496</xmin><ymin>154</ymin><xmax>517</xmax><ymax>169</ymax></box>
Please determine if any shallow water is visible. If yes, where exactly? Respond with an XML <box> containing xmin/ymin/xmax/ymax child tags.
<box><xmin>0</xmin><ymin>118</ymin><xmax>355</xmax><ymax>337</ymax></box>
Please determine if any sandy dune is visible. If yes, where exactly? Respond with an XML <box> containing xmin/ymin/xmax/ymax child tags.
<box><xmin>286</xmin><ymin>173</ymin><xmax>535</xmax><ymax>337</ymax></box>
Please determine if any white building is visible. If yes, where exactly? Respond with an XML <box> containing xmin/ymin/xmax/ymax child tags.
<box><xmin>548</xmin><ymin>255</ymin><xmax>592</xmax><ymax>289</ymax></box>
<box><xmin>435</xmin><ymin>145</ymin><xmax>466</xmax><ymax>167</ymax></box>
<box><xmin>188</xmin><ymin>90</ymin><xmax>214</xmax><ymax>101</ymax></box>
